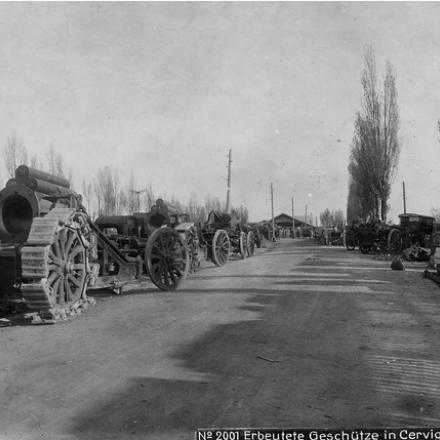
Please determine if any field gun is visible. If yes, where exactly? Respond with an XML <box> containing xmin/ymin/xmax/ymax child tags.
<box><xmin>150</xmin><ymin>199</ymin><xmax>206</xmax><ymax>271</ymax></box>
<box><xmin>199</xmin><ymin>210</ymin><xmax>254</xmax><ymax>266</ymax></box>
<box><xmin>0</xmin><ymin>166</ymin><xmax>191</xmax><ymax>322</ymax></box>
<box><xmin>344</xmin><ymin>213</ymin><xmax>435</xmax><ymax>254</ymax></box>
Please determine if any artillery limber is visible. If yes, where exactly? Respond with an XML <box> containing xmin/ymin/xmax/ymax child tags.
<box><xmin>199</xmin><ymin>210</ymin><xmax>254</xmax><ymax>266</ymax></box>
<box><xmin>0</xmin><ymin>166</ymin><xmax>193</xmax><ymax>322</ymax></box>
<box><xmin>344</xmin><ymin>213</ymin><xmax>435</xmax><ymax>254</ymax></box>
<box><xmin>344</xmin><ymin>221</ymin><xmax>403</xmax><ymax>254</ymax></box>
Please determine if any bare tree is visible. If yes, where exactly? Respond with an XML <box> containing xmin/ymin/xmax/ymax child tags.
<box><xmin>232</xmin><ymin>205</ymin><xmax>249</xmax><ymax>225</ymax></box>
<box><xmin>46</xmin><ymin>144</ymin><xmax>74</xmax><ymax>187</ymax></box>
<box><xmin>320</xmin><ymin>209</ymin><xmax>332</xmax><ymax>228</ymax></box>
<box><xmin>81</xmin><ymin>180</ymin><xmax>93</xmax><ymax>213</ymax></box>
<box><xmin>95</xmin><ymin>167</ymin><xmax>122</xmax><ymax>215</ymax></box>
<box><xmin>125</xmin><ymin>171</ymin><xmax>139</xmax><ymax>213</ymax></box>
<box><xmin>431</xmin><ymin>208</ymin><xmax>440</xmax><ymax>224</ymax></box>
<box><xmin>186</xmin><ymin>192</ymin><xmax>205</xmax><ymax>224</ymax></box>
<box><xmin>348</xmin><ymin>45</ymin><xmax>402</xmax><ymax>221</ymax></box>
<box><xmin>204</xmin><ymin>195</ymin><xmax>222</xmax><ymax>213</ymax></box>
<box><xmin>4</xmin><ymin>131</ymin><xmax>28</xmax><ymax>177</ymax></box>
<box><xmin>142</xmin><ymin>183</ymin><xmax>156</xmax><ymax>212</ymax></box>
<box><xmin>320</xmin><ymin>208</ymin><xmax>345</xmax><ymax>230</ymax></box>
<box><xmin>30</xmin><ymin>153</ymin><xmax>44</xmax><ymax>170</ymax></box>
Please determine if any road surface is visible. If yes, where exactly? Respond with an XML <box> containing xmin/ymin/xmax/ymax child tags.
<box><xmin>1</xmin><ymin>239</ymin><xmax>440</xmax><ymax>440</ymax></box>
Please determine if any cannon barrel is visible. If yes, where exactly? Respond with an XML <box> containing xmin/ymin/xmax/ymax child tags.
<box><xmin>0</xmin><ymin>165</ymin><xmax>75</xmax><ymax>243</ymax></box>
<box><xmin>20</xmin><ymin>177</ymin><xmax>77</xmax><ymax>196</ymax></box>
<box><xmin>15</xmin><ymin>165</ymin><xmax>76</xmax><ymax>196</ymax></box>
<box><xmin>0</xmin><ymin>184</ymin><xmax>52</xmax><ymax>243</ymax></box>
<box><xmin>15</xmin><ymin>165</ymin><xmax>71</xmax><ymax>189</ymax></box>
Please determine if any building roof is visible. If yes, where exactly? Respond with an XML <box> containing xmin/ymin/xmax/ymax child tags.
<box><xmin>259</xmin><ymin>213</ymin><xmax>314</xmax><ymax>228</ymax></box>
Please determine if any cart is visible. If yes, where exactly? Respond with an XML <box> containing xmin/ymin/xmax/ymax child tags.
<box><xmin>200</xmin><ymin>210</ymin><xmax>251</xmax><ymax>266</ymax></box>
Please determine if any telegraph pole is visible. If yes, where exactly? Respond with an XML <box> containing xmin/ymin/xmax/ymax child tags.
<box><xmin>226</xmin><ymin>149</ymin><xmax>232</xmax><ymax>213</ymax></box>
<box><xmin>271</xmin><ymin>183</ymin><xmax>275</xmax><ymax>241</ymax></box>
<box><xmin>305</xmin><ymin>204</ymin><xmax>308</xmax><ymax>234</ymax></box>
<box><xmin>291</xmin><ymin>197</ymin><xmax>295</xmax><ymax>239</ymax></box>
<box><xmin>402</xmin><ymin>181</ymin><xmax>407</xmax><ymax>214</ymax></box>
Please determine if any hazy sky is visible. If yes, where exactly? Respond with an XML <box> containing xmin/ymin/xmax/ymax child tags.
<box><xmin>0</xmin><ymin>2</ymin><xmax>439</xmax><ymax>222</ymax></box>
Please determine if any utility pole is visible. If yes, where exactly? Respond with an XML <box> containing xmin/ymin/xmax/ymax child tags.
<box><xmin>271</xmin><ymin>183</ymin><xmax>275</xmax><ymax>241</ymax></box>
<box><xmin>226</xmin><ymin>149</ymin><xmax>232</xmax><ymax>213</ymax></box>
<box><xmin>291</xmin><ymin>197</ymin><xmax>295</xmax><ymax>239</ymax></box>
<box><xmin>305</xmin><ymin>204</ymin><xmax>308</xmax><ymax>234</ymax></box>
<box><xmin>402</xmin><ymin>181</ymin><xmax>407</xmax><ymax>214</ymax></box>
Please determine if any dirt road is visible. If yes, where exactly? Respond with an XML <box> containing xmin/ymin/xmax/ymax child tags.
<box><xmin>1</xmin><ymin>239</ymin><xmax>440</xmax><ymax>440</ymax></box>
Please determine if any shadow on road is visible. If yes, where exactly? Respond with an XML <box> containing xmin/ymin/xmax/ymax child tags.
<box><xmin>70</xmin><ymin>283</ymin><xmax>387</xmax><ymax>438</ymax></box>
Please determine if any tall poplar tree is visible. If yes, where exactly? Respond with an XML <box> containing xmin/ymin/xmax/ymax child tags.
<box><xmin>348</xmin><ymin>45</ymin><xmax>402</xmax><ymax>221</ymax></box>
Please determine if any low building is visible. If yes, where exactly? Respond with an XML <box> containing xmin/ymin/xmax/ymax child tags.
<box><xmin>257</xmin><ymin>213</ymin><xmax>315</xmax><ymax>238</ymax></box>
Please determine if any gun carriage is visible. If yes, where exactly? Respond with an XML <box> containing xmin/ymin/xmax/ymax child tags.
<box><xmin>0</xmin><ymin>166</ymin><xmax>193</xmax><ymax>321</ymax></box>
<box><xmin>199</xmin><ymin>210</ymin><xmax>254</xmax><ymax>266</ymax></box>
<box><xmin>344</xmin><ymin>213</ymin><xmax>435</xmax><ymax>254</ymax></box>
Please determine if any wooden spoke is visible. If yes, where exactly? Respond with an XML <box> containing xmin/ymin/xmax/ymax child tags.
<box><xmin>145</xmin><ymin>228</ymin><xmax>190</xmax><ymax>291</ymax></box>
<box><xmin>46</xmin><ymin>226</ymin><xmax>87</xmax><ymax>308</ymax></box>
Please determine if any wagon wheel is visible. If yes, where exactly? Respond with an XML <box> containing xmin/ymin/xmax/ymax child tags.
<box><xmin>212</xmin><ymin>229</ymin><xmax>230</xmax><ymax>267</ymax></box>
<box><xmin>47</xmin><ymin>226</ymin><xmax>87</xmax><ymax>308</ymax></box>
<box><xmin>345</xmin><ymin>233</ymin><xmax>356</xmax><ymax>251</ymax></box>
<box><xmin>346</xmin><ymin>242</ymin><xmax>356</xmax><ymax>251</ymax></box>
<box><xmin>145</xmin><ymin>227</ymin><xmax>190</xmax><ymax>291</ymax></box>
<box><xmin>360</xmin><ymin>244</ymin><xmax>371</xmax><ymax>254</ymax></box>
<box><xmin>239</xmin><ymin>231</ymin><xmax>247</xmax><ymax>259</ymax></box>
<box><xmin>246</xmin><ymin>231</ymin><xmax>255</xmax><ymax>257</ymax></box>
<box><xmin>387</xmin><ymin>228</ymin><xmax>403</xmax><ymax>254</ymax></box>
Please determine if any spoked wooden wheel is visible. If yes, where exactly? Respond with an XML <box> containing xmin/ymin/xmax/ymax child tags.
<box><xmin>47</xmin><ymin>226</ymin><xmax>87</xmax><ymax>308</ymax></box>
<box><xmin>387</xmin><ymin>228</ymin><xmax>403</xmax><ymax>253</ymax></box>
<box><xmin>246</xmin><ymin>231</ymin><xmax>255</xmax><ymax>257</ymax></box>
<box><xmin>345</xmin><ymin>233</ymin><xmax>356</xmax><ymax>251</ymax></box>
<box><xmin>145</xmin><ymin>227</ymin><xmax>190</xmax><ymax>291</ymax></box>
<box><xmin>346</xmin><ymin>242</ymin><xmax>356</xmax><ymax>251</ymax></box>
<box><xmin>360</xmin><ymin>244</ymin><xmax>372</xmax><ymax>254</ymax></box>
<box><xmin>212</xmin><ymin>229</ymin><xmax>230</xmax><ymax>267</ymax></box>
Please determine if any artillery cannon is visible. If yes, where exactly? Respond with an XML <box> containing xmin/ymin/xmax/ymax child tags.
<box><xmin>0</xmin><ymin>166</ymin><xmax>191</xmax><ymax>321</ymax></box>
<box><xmin>199</xmin><ymin>210</ymin><xmax>254</xmax><ymax>266</ymax></box>
<box><xmin>343</xmin><ymin>221</ymin><xmax>403</xmax><ymax>254</ymax></box>
<box><xmin>344</xmin><ymin>213</ymin><xmax>435</xmax><ymax>254</ymax></box>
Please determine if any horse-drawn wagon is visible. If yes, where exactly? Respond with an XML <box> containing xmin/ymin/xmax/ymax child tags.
<box><xmin>344</xmin><ymin>213</ymin><xmax>435</xmax><ymax>254</ymax></box>
<box><xmin>199</xmin><ymin>210</ymin><xmax>253</xmax><ymax>266</ymax></box>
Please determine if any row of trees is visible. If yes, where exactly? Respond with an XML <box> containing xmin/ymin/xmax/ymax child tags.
<box><xmin>319</xmin><ymin>208</ymin><xmax>345</xmax><ymax>231</ymax></box>
<box><xmin>2</xmin><ymin>133</ymin><xmax>249</xmax><ymax>225</ymax></box>
<box><xmin>3</xmin><ymin>132</ymin><xmax>73</xmax><ymax>183</ymax></box>
<box><xmin>347</xmin><ymin>45</ymin><xmax>402</xmax><ymax>223</ymax></box>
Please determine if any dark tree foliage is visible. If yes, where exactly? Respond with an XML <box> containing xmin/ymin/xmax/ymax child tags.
<box><xmin>348</xmin><ymin>45</ymin><xmax>401</xmax><ymax>222</ymax></box>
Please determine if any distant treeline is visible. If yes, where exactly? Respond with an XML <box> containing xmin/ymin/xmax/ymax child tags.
<box><xmin>2</xmin><ymin>131</ymin><xmax>249</xmax><ymax>225</ymax></box>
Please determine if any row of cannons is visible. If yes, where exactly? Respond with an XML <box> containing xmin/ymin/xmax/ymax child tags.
<box><xmin>0</xmin><ymin>166</ymin><xmax>257</xmax><ymax>322</ymax></box>
<box><xmin>314</xmin><ymin>215</ymin><xmax>435</xmax><ymax>254</ymax></box>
